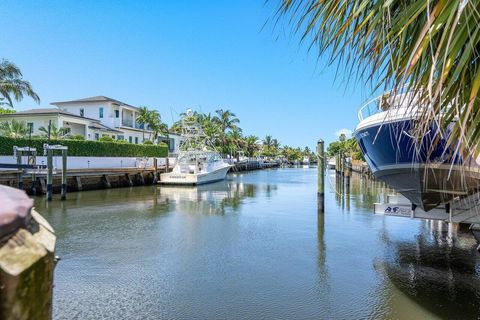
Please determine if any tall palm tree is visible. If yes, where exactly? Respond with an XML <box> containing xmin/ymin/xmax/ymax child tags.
<box><xmin>0</xmin><ymin>119</ymin><xmax>28</xmax><ymax>138</ymax></box>
<box><xmin>38</xmin><ymin>123</ymin><xmax>69</xmax><ymax>139</ymax></box>
<box><xmin>276</xmin><ymin>1</ymin><xmax>480</xmax><ymax>157</ymax></box>
<box><xmin>213</xmin><ymin>109</ymin><xmax>240</xmax><ymax>154</ymax></box>
<box><xmin>0</xmin><ymin>59</ymin><xmax>40</xmax><ymax>107</ymax></box>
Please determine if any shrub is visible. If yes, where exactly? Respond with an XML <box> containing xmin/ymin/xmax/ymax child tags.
<box><xmin>99</xmin><ymin>136</ymin><xmax>114</xmax><ymax>142</ymax></box>
<box><xmin>143</xmin><ymin>140</ymin><xmax>153</xmax><ymax>145</ymax></box>
<box><xmin>69</xmin><ymin>134</ymin><xmax>85</xmax><ymax>140</ymax></box>
<box><xmin>0</xmin><ymin>136</ymin><xmax>168</xmax><ymax>157</ymax></box>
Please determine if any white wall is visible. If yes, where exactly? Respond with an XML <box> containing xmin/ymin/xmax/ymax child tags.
<box><xmin>0</xmin><ymin>156</ymin><xmax>159</xmax><ymax>170</ymax></box>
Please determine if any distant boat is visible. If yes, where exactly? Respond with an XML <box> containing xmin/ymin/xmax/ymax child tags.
<box><xmin>160</xmin><ymin>109</ymin><xmax>232</xmax><ymax>185</ymax></box>
<box><xmin>354</xmin><ymin>91</ymin><xmax>480</xmax><ymax>211</ymax></box>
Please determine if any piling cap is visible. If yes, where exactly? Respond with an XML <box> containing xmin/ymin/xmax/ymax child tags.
<box><xmin>0</xmin><ymin>185</ymin><xmax>33</xmax><ymax>239</ymax></box>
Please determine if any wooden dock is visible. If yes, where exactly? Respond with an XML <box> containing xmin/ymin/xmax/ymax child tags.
<box><xmin>0</xmin><ymin>166</ymin><xmax>169</xmax><ymax>195</ymax></box>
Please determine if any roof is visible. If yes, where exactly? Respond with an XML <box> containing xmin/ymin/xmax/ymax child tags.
<box><xmin>88</xmin><ymin>123</ymin><xmax>123</xmax><ymax>133</ymax></box>
<box><xmin>50</xmin><ymin>96</ymin><xmax>138</xmax><ymax>110</ymax></box>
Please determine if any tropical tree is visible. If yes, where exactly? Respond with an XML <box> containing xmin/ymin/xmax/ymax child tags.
<box><xmin>213</xmin><ymin>109</ymin><xmax>240</xmax><ymax>154</ymax></box>
<box><xmin>0</xmin><ymin>59</ymin><xmax>40</xmax><ymax>108</ymax></box>
<box><xmin>38</xmin><ymin>123</ymin><xmax>69</xmax><ymax>139</ymax></box>
<box><xmin>0</xmin><ymin>119</ymin><xmax>28</xmax><ymax>138</ymax></box>
<box><xmin>276</xmin><ymin>0</ymin><xmax>480</xmax><ymax>158</ymax></box>
<box><xmin>136</xmin><ymin>106</ymin><xmax>150</xmax><ymax>141</ymax></box>
<box><xmin>243</xmin><ymin>135</ymin><xmax>260</xmax><ymax>157</ymax></box>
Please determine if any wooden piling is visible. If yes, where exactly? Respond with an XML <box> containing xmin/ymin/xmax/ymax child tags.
<box><xmin>153</xmin><ymin>158</ymin><xmax>158</xmax><ymax>184</ymax></box>
<box><xmin>102</xmin><ymin>175</ymin><xmax>111</xmax><ymax>188</ymax></box>
<box><xmin>125</xmin><ymin>173</ymin><xmax>133</xmax><ymax>187</ymax></box>
<box><xmin>46</xmin><ymin>149</ymin><xmax>53</xmax><ymax>201</ymax></box>
<box><xmin>16</xmin><ymin>153</ymin><xmax>23</xmax><ymax>190</ymax></box>
<box><xmin>317</xmin><ymin>139</ymin><xmax>325</xmax><ymax>213</ymax></box>
<box><xmin>75</xmin><ymin>176</ymin><xmax>83</xmax><ymax>191</ymax></box>
<box><xmin>61</xmin><ymin>149</ymin><xmax>67</xmax><ymax>200</ymax></box>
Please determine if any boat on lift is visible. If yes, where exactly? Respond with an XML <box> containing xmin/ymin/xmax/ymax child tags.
<box><xmin>353</xmin><ymin>90</ymin><xmax>480</xmax><ymax>211</ymax></box>
<box><xmin>160</xmin><ymin>109</ymin><xmax>232</xmax><ymax>185</ymax></box>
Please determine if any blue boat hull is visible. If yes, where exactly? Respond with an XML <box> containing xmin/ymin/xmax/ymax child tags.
<box><xmin>354</xmin><ymin>120</ymin><xmax>480</xmax><ymax>211</ymax></box>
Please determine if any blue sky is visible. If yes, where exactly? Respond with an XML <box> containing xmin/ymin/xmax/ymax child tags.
<box><xmin>0</xmin><ymin>0</ymin><xmax>372</xmax><ymax>148</ymax></box>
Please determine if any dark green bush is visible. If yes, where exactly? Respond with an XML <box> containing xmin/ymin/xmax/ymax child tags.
<box><xmin>0</xmin><ymin>136</ymin><xmax>168</xmax><ymax>157</ymax></box>
<box><xmin>143</xmin><ymin>140</ymin><xmax>153</xmax><ymax>145</ymax></box>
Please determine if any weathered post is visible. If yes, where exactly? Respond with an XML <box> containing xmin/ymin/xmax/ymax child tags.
<box><xmin>46</xmin><ymin>148</ymin><xmax>53</xmax><ymax>201</ymax></box>
<box><xmin>0</xmin><ymin>185</ymin><xmax>56</xmax><ymax>320</ymax></box>
<box><xmin>153</xmin><ymin>158</ymin><xmax>158</xmax><ymax>184</ymax></box>
<box><xmin>61</xmin><ymin>149</ymin><xmax>67</xmax><ymax>200</ymax></box>
<box><xmin>16</xmin><ymin>150</ymin><xmax>23</xmax><ymax>190</ymax></box>
<box><xmin>317</xmin><ymin>139</ymin><xmax>325</xmax><ymax>213</ymax></box>
<box><xmin>166</xmin><ymin>156</ymin><xmax>170</xmax><ymax>172</ymax></box>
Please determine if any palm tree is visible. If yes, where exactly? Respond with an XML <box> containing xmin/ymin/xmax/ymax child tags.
<box><xmin>0</xmin><ymin>119</ymin><xmax>28</xmax><ymax>138</ymax></box>
<box><xmin>0</xmin><ymin>59</ymin><xmax>40</xmax><ymax>107</ymax></box>
<box><xmin>243</xmin><ymin>135</ymin><xmax>260</xmax><ymax>157</ymax></box>
<box><xmin>136</xmin><ymin>106</ymin><xmax>150</xmax><ymax>141</ymax></box>
<box><xmin>276</xmin><ymin>1</ymin><xmax>480</xmax><ymax>157</ymax></box>
<box><xmin>213</xmin><ymin>109</ymin><xmax>240</xmax><ymax>154</ymax></box>
<box><xmin>38</xmin><ymin>123</ymin><xmax>69</xmax><ymax>139</ymax></box>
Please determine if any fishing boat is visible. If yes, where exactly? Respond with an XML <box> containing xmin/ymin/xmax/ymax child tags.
<box><xmin>160</xmin><ymin>109</ymin><xmax>232</xmax><ymax>185</ymax></box>
<box><xmin>353</xmin><ymin>91</ymin><xmax>480</xmax><ymax>211</ymax></box>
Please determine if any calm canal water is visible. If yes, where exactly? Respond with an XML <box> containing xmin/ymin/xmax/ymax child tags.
<box><xmin>35</xmin><ymin>168</ymin><xmax>480</xmax><ymax>319</ymax></box>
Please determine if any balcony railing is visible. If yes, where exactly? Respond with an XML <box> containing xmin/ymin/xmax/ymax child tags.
<box><xmin>122</xmin><ymin>119</ymin><xmax>134</xmax><ymax>127</ymax></box>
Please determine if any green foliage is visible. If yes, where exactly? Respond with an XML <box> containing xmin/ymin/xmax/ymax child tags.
<box><xmin>277</xmin><ymin>0</ymin><xmax>480</xmax><ymax>157</ymax></box>
<box><xmin>0</xmin><ymin>108</ymin><xmax>15</xmax><ymax>115</ymax></box>
<box><xmin>0</xmin><ymin>119</ymin><xmax>28</xmax><ymax>138</ymax></box>
<box><xmin>38</xmin><ymin>123</ymin><xmax>69</xmax><ymax>139</ymax></box>
<box><xmin>143</xmin><ymin>140</ymin><xmax>153</xmax><ymax>145</ymax></box>
<box><xmin>327</xmin><ymin>137</ymin><xmax>364</xmax><ymax>161</ymax></box>
<box><xmin>0</xmin><ymin>136</ymin><xmax>168</xmax><ymax>157</ymax></box>
<box><xmin>69</xmin><ymin>134</ymin><xmax>85</xmax><ymax>140</ymax></box>
<box><xmin>99</xmin><ymin>135</ymin><xmax>114</xmax><ymax>142</ymax></box>
<box><xmin>0</xmin><ymin>59</ymin><xmax>40</xmax><ymax>107</ymax></box>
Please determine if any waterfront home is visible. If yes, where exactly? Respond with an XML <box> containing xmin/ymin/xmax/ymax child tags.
<box><xmin>0</xmin><ymin>95</ymin><xmax>183</xmax><ymax>152</ymax></box>
<box><xmin>51</xmin><ymin>96</ymin><xmax>150</xmax><ymax>144</ymax></box>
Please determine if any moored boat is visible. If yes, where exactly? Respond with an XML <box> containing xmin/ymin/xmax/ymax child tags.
<box><xmin>160</xmin><ymin>109</ymin><xmax>232</xmax><ymax>185</ymax></box>
<box><xmin>353</xmin><ymin>91</ymin><xmax>480</xmax><ymax>211</ymax></box>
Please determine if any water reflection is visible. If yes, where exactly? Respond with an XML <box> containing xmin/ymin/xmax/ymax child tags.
<box><xmin>34</xmin><ymin>168</ymin><xmax>480</xmax><ymax>319</ymax></box>
<box><xmin>380</xmin><ymin>220</ymin><xmax>480</xmax><ymax>318</ymax></box>
<box><xmin>157</xmin><ymin>181</ymin><xmax>261</xmax><ymax>215</ymax></box>
<box><xmin>341</xmin><ymin>171</ymin><xmax>480</xmax><ymax>318</ymax></box>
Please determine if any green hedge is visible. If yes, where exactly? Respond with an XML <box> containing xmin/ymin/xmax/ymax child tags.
<box><xmin>0</xmin><ymin>136</ymin><xmax>168</xmax><ymax>157</ymax></box>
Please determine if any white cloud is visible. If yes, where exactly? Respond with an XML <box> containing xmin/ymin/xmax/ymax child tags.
<box><xmin>335</xmin><ymin>128</ymin><xmax>353</xmax><ymax>138</ymax></box>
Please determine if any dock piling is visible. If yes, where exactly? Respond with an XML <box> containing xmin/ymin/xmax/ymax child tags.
<box><xmin>61</xmin><ymin>149</ymin><xmax>67</xmax><ymax>200</ymax></box>
<box><xmin>46</xmin><ymin>149</ymin><xmax>53</xmax><ymax>201</ymax></box>
<box><xmin>317</xmin><ymin>139</ymin><xmax>325</xmax><ymax>213</ymax></box>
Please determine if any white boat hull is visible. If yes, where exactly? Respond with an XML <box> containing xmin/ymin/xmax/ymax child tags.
<box><xmin>160</xmin><ymin>165</ymin><xmax>232</xmax><ymax>185</ymax></box>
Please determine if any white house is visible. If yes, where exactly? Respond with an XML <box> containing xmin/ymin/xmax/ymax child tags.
<box><xmin>51</xmin><ymin>96</ymin><xmax>148</xmax><ymax>144</ymax></box>
<box><xmin>0</xmin><ymin>108</ymin><xmax>123</xmax><ymax>139</ymax></box>
<box><xmin>0</xmin><ymin>95</ymin><xmax>184</xmax><ymax>153</ymax></box>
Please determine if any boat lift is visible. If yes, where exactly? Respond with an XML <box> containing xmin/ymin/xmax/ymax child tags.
<box><xmin>375</xmin><ymin>192</ymin><xmax>480</xmax><ymax>249</ymax></box>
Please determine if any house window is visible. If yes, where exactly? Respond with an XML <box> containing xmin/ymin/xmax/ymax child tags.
<box><xmin>115</xmin><ymin>110</ymin><xmax>119</xmax><ymax>118</ymax></box>
<box><xmin>99</xmin><ymin>107</ymin><xmax>104</xmax><ymax>118</ymax></box>
<box><xmin>169</xmin><ymin>138</ymin><xmax>175</xmax><ymax>152</ymax></box>
<box><xmin>80</xmin><ymin>108</ymin><xmax>85</xmax><ymax>117</ymax></box>
<box><xmin>117</xmin><ymin>135</ymin><xmax>124</xmax><ymax>141</ymax></box>
<box><xmin>112</xmin><ymin>135</ymin><xmax>115</xmax><ymax>139</ymax></box>
<box><xmin>27</xmin><ymin>122</ymin><xmax>34</xmax><ymax>133</ymax></box>
<box><xmin>95</xmin><ymin>133</ymin><xmax>99</xmax><ymax>140</ymax></box>
<box><xmin>128</xmin><ymin>136</ymin><xmax>132</xmax><ymax>143</ymax></box>
<box><xmin>135</xmin><ymin>137</ymin><xmax>138</xmax><ymax>144</ymax></box>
